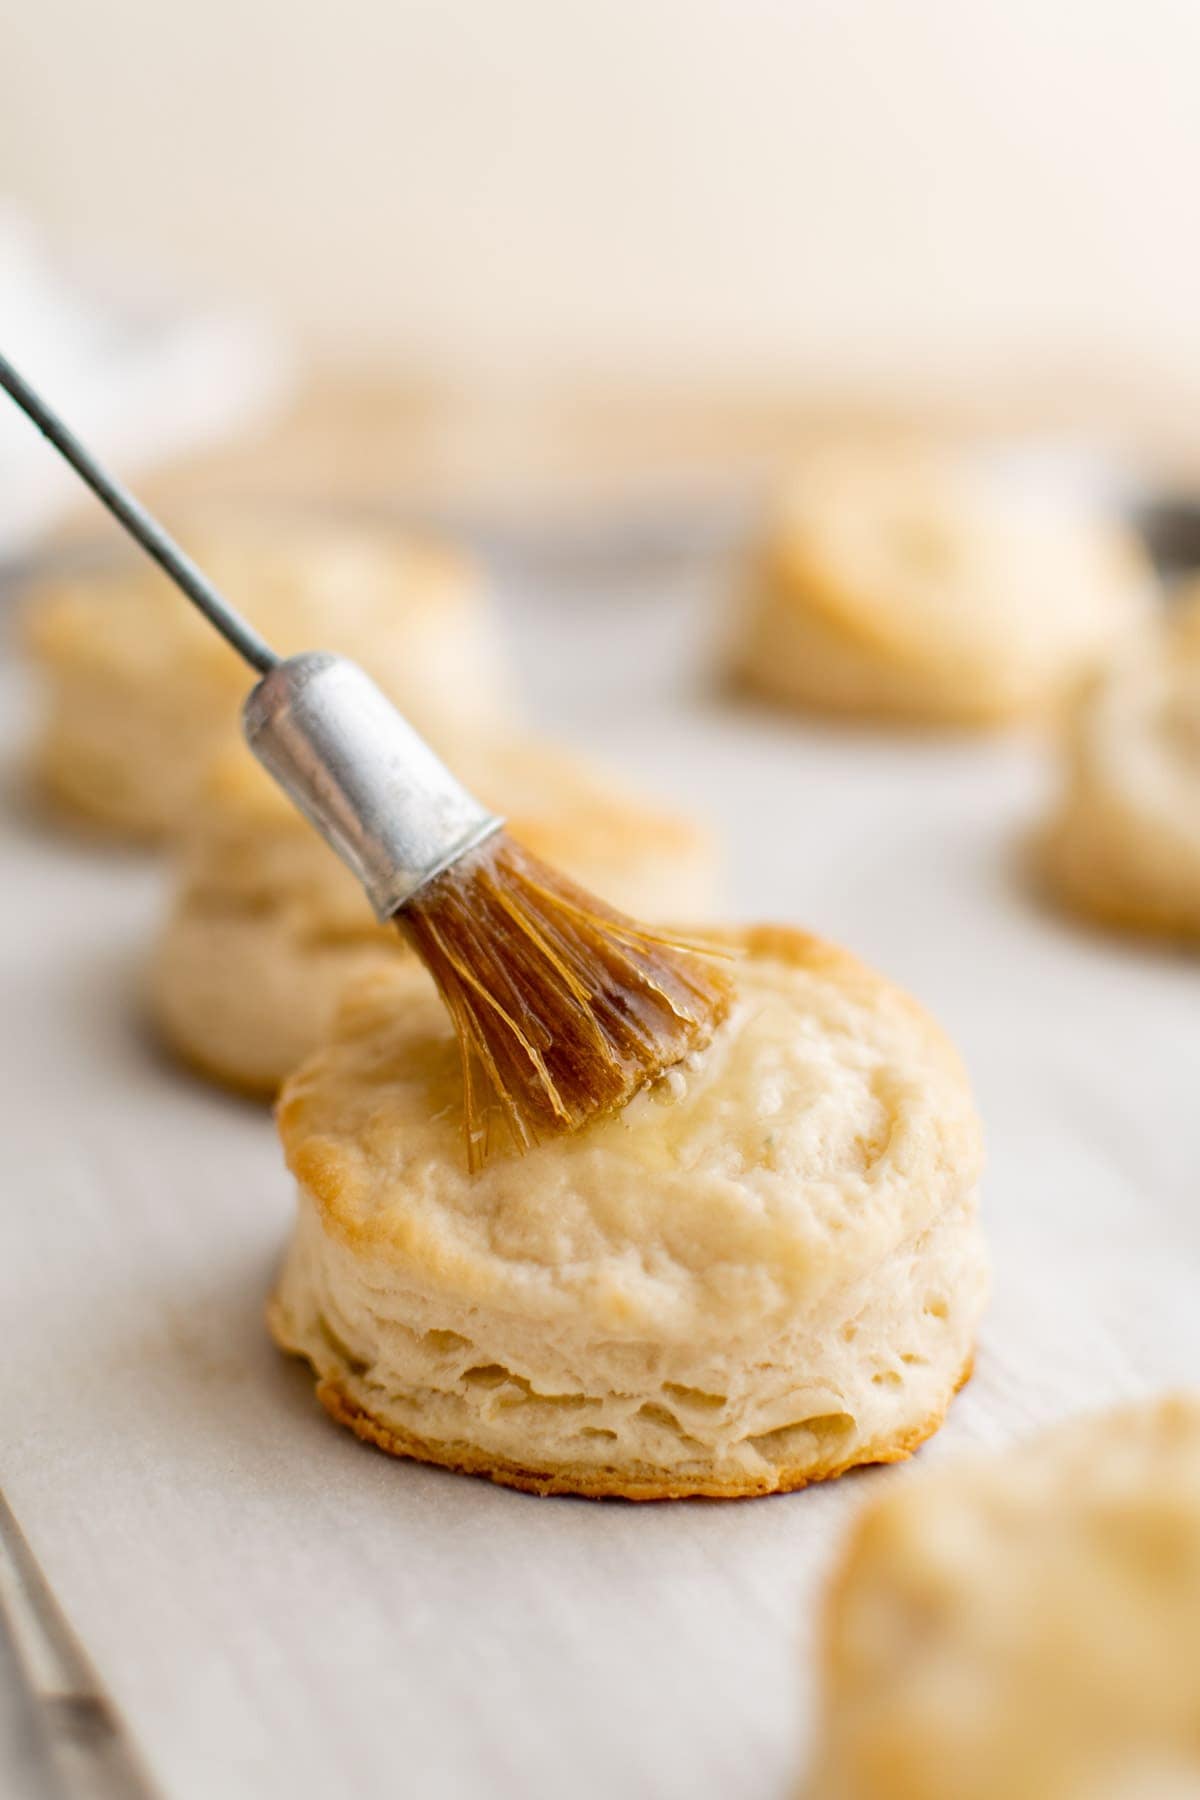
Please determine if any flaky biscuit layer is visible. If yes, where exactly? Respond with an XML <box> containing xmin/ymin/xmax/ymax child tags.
<box><xmin>272</xmin><ymin>926</ymin><xmax>987</xmax><ymax>1497</ymax></box>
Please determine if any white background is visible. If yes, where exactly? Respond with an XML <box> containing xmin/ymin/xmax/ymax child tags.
<box><xmin>5</xmin><ymin>0</ymin><xmax>1200</xmax><ymax>388</ymax></box>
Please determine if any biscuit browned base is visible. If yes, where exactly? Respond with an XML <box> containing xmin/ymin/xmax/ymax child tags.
<box><xmin>1050</xmin><ymin>880</ymin><xmax>1200</xmax><ymax>946</ymax></box>
<box><xmin>1034</xmin><ymin>834</ymin><xmax>1200</xmax><ymax>948</ymax></box>
<box><xmin>154</xmin><ymin>1015</ymin><xmax>281</xmax><ymax>1102</ymax></box>
<box><xmin>273</xmin><ymin>1309</ymin><xmax>975</xmax><ymax>1500</ymax></box>
<box><xmin>30</xmin><ymin>754</ymin><xmax>173</xmax><ymax>844</ymax></box>
<box><xmin>729</xmin><ymin>663</ymin><xmax>1045</xmax><ymax>735</ymax></box>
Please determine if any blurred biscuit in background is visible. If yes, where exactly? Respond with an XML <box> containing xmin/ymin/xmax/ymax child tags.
<box><xmin>730</xmin><ymin>447</ymin><xmax>1155</xmax><ymax>728</ymax></box>
<box><xmin>806</xmin><ymin>1394</ymin><xmax>1200</xmax><ymax>1800</ymax></box>
<box><xmin>1040</xmin><ymin>593</ymin><xmax>1200</xmax><ymax>943</ymax></box>
<box><xmin>23</xmin><ymin>514</ymin><xmax>509</xmax><ymax>839</ymax></box>
<box><xmin>151</xmin><ymin>739</ymin><xmax>720</xmax><ymax>1096</ymax></box>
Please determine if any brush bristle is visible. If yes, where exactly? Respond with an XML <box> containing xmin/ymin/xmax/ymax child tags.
<box><xmin>397</xmin><ymin>832</ymin><xmax>734</xmax><ymax>1171</ymax></box>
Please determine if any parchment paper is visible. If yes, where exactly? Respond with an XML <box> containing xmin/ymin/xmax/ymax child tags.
<box><xmin>2</xmin><ymin>570</ymin><xmax>1197</xmax><ymax>1799</ymax></box>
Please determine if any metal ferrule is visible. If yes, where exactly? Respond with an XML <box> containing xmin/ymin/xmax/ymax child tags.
<box><xmin>242</xmin><ymin>652</ymin><xmax>503</xmax><ymax>921</ymax></box>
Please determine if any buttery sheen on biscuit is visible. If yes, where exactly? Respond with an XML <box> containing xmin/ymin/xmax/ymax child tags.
<box><xmin>269</xmin><ymin>926</ymin><xmax>987</xmax><ymax>1499</ymax></box>
<box><xmin>732</xmin><ymin>449</ymin><xmax>1154</xmax><ymax>727</ymax></box>
<box><xmin>24</xmin><ymin>517</ymin><xmax>506</xmax><ymax>838</ymax></box>
<box><xmin>807</xmin><ymin>1394</ymin><xmax>1200</xmax><ymax>1800</ymax></box>
<box><xmin>151</xmin><ymin>740</ymin><xmax>719</xmax><ymax>1096</ymax></box>
<box><xmin>1041</xmin><ymin>596</ymin><xmax>1200</xmax><ymax>941</ymax></box>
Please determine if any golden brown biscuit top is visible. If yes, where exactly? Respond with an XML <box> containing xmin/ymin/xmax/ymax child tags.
<box><xmin>813</xmin><ymin>1395</ymin><xmax>1200</xmax><ymax>1800</ymax></box>
<box><xmin>24</xmin><ymin>516</ymin><xmax>479</xmax><ymax>690</ymax></box>
<box><xmin>193</xmin><ymin>733</ymin><xmax>709</xmax><ymax>860</ymax></box>
<box><xmin>176</xmin><ymin>736</ymin><xmax>716</xmax><ymax>938</ymax></box>
<box><xmin>276</xmin><ymin>926</ymin><xmax>983</xmax><ymax>1337</ymax></box>
<box><xmin>766</xmin><ymin>449</ymin><xmax>1154</xmax><ymax>677</ymax></box>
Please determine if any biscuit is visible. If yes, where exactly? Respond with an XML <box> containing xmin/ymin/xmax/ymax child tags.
<box><xmin>151</xmin><ymin>741</ymin><xmax>720</xmax><ymax>1096</ymax></box>
<box><xmin>24</xmin><ymin>516</ymin><xmax>507</xmax><ymax>838</ymax></box>
<box><xmin>1040</xmin><ymin>596</ymin><xmax>1200</xmax><ymax>942</ymax></box>
<box><xmin>269</xmin><ymin>925</ymin><xmax>987</xmax><ymax>1499</ymax></box>
<box><xmin>807</xmin><ymin>1394</ymin><xmax>1200</xmax><ymax>1799</ymax></box>
<box><xmin>731</xmin><ymin>449</ymin><xmax>1155</xmax><ymax>727</ymax></box>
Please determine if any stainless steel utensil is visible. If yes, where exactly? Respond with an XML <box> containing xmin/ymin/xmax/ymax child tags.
<box><xmin>0</xmin><ymin>1490</ymin><xmax>159</xmax><ymax>1799</ymax></box>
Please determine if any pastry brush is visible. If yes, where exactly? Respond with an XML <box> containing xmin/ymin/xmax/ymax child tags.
<box><xmin>0</xmin><ymin>352</ymin><xmax>732</xmax><ymax>1168</ymax></box>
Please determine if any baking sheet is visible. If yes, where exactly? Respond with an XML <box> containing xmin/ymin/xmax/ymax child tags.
<box><xmin>2</xmin><ymin>569</ymin><xmax>1198</xmax><ymax>1800</ymax></box>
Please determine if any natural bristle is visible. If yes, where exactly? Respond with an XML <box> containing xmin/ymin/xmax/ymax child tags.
<box><xmin>398</xmin><ymin>833</ymin><xmax>734</xmax><ymax>1171</ymax></box>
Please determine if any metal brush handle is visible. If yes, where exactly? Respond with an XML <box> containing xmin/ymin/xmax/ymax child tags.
<box><xmin>244</xmin><ymin>652</ymin><xmax>502</xmax><ymax>918</ymax></box>
<box><xmin>0</xmin><ymin>349</ymin><xmax>502</xmax><ymax>915</ymax></box>
<box><xmin>0</xmin><ymin>350</ymin><xmax>278</xmax><ymax>674</ymax></box>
